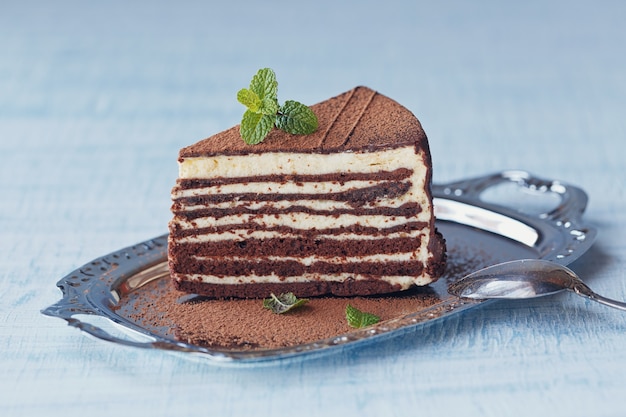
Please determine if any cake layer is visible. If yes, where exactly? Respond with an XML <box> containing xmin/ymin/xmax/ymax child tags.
<box><xmin>173</xmin><ymin>277</ymin><xmax>406</xmax><ymax>298</ymax></box>
<box><xmin>171</xmin><ymin>236</ymin><xmax>423</xmax><ymax>258</ymax></box>
<box><xmin>168</xmin><ymin>86</ymin><xmax>446</xmax><ymax>298</ymax></box>
<box><xmin>176</xmin><ymin>168</ymin><xmax>412</xmax><ymax>187</ymax></box>
<box><xmin>172</xmin><ymin>260</ymin><xmax>425</xmax><ymax>279</ymax></box>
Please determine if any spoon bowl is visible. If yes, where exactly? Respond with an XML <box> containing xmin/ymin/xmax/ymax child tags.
<box><xmin>448</xmin><ymin>259</ymin><xmax>626</xmax><ymax>311</ymax></box>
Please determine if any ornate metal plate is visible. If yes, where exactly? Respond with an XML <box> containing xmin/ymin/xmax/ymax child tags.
<box><xmin>42</xmin><ymin>171</ymin><xmax>596</xmax><ymax>364</ymax></box>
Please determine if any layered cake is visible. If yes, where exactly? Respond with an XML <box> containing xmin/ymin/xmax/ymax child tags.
<box><xmin>168</xmin><ymin>86</ymin><xmax>446</xmax><ymax>298</ymax></box>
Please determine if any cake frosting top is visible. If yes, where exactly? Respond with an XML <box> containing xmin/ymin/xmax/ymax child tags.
<box><xmin>179</xmin><ymin>86</ymin><xmax>428</xmax><ymax>159</ymax></box>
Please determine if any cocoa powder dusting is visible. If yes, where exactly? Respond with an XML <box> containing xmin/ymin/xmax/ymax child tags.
<box><xmin>119</xmin><ymin>278</ymin><xmax>439</xmax><ymax>351</ymax></box>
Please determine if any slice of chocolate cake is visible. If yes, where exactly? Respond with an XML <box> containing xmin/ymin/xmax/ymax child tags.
<box><xmin>168</xmin><ymin>86</ymin><xmax>446</xmax><ymax>298</ymax></box>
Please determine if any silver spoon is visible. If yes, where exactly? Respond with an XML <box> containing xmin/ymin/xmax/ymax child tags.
<box><xmin>448</xmin><ymin>259</ymin><xmax>626</xmax><ymax>311</ymax></box>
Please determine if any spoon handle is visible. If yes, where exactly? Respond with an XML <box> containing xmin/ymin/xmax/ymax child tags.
<box><xmin>571</xmin><ymin>282</ymin><xmax>626</xmax><ymax>311</ymax></box>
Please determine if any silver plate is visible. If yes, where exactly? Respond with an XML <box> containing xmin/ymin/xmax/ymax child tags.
<box><xmin>42</xmin><ymin>171</ymin><xmax>596</xmax><ymax>364</ymax></box>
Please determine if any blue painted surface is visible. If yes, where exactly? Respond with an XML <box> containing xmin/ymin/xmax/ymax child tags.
<box><xmin>2</xmin><ymin>1</ymin><xmax>626</xmax><ymax>416</ymax></box>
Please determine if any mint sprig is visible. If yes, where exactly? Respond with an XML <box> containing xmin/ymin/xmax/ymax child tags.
<box><xmin>276</xmin><ymin>100</ymin><xmax>318</xmax><ymax>134</ymax></box>
<box><xmin>263</xmin><ymin>292</ymin><xmax>309</xmax><ymax>314</ymax></box>
<box><xmin>345</xmin><ymin>304</ymin><xmax>381</xmax><ymax>328</ymax></box>
<box><xmin>237</xmin><ymin>68</ymin><xmax>318</xmax><ymax>145</ymax></box>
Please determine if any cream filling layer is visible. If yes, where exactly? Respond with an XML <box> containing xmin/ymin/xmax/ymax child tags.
<box><xmin>193</xmin><ymin>252</ymin><xmax>421</xmax><ymax>264</ymax></box>
<box><xmin>175</xmin><ymin>213</ymin><xmax>426</xmax><ymax>231</ymax></box>
<box><xmin>175</xmin><ymin>229</ymin><xmax>425</xmax><ymax>243</ymax></box>
<box><xmin>180</xmin><ymin>199</ymin><xmax>412</xmax><ymax>212</ymax></box>
<box><xmin>182</xmin><ymin>200</ymin><xmax>354</xmax><ymax>212</ymax></box>
<box><xmin>179</xmin><ymin>146</ymin><xmax>420</xmax><ymax>178</ymax></box>
<box><xmin>173</xmin><ymin>273</ymin><xmax>433</xmax><ymax>288</ymax></box>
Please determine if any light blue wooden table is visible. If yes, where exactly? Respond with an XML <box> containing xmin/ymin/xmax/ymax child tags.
<box><xmin>2</xmin><ymin>1</ymin><xmax>626</xmax><ymax>416</ymax></box>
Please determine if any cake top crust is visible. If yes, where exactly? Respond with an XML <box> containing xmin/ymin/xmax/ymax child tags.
<box><xmin>179</xmin><ymin>86</ymin><xmax>428</xmax><ymax>159</ymax></box>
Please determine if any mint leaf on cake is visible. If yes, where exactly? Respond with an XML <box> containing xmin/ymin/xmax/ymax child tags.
<box><xmin>240</xmin><ymin>110</ymin><xmax>275</xmax><ymax>145</ymax></box>
<box><xmin>237</xmin><ymin>68</ymin><xmax>318</xmax><ymax>144</ymax></box>
<box><xmin>249</xmin><ymin>67</ymin><xmax>278</xmax><ymax>103</ymax></box>
<box><xmin>236</xmin><ymin>88</ymin><xmax>262</xmax><ymax>113</ymax></box>
<box><xmin>276</xmin><ymin>100</ymin><xmax>318</xmax><ymax>135</ymax></box>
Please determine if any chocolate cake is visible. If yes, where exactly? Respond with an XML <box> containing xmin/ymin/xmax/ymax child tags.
<box><xmin>168</xmin><ymin>86</ymin><xmax>446</xmax><ymax>298</ymax></box>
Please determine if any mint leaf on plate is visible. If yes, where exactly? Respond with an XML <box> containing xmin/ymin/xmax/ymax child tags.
<box><xmin>345</xmin><ymin>304</ymin><xmax>381</xmax><ymax>328</ymax></box>
<box><xmin>263</xmin><ymin>292</ymin><xmax>309</xmax><ymax>314</ymax></box>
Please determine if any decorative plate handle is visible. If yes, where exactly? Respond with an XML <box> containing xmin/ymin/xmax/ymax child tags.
<box><xmin>433</xmin><ymin>170</ymin><xmax>590</xmax><ymax>223</ymax></box>
<box><xmin>433</xmin><ymin>170</ymin><xmax>597</xmax><ymax>263</ymax></box>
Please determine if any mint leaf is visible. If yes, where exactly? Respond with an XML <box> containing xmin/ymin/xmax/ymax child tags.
<box><xmin>345</xmin><ymin>304</ymin><xmax>380</xmax><ymax>328</ymax></box>
<box><xmin>236</xmin><ymin>68</ymin><xmax>318</xmax><ymax>144</ymax></box>
<box><xmin>249</xmin><ymin>68</ymin><xmax>278</xmax><ymax>102</ymax></box>
<box><xmin>237</xmin><ymin>88</ymin><xmax>261</xmax><ymax>112</ymax></box>
<box><xmin>276</xmin><ymin>100</ymin><xmax>319</xmax><ymax>135</ymax></box>
<box><xmin>240</xmin><ymin>110</ymin><xmax>275</xmax><ymax>145</ymax></box>
<box><xmin>259</xmin><ymin>97</ymin><xmax>279</xmax><ymax>116</ymax></box>
<box><xmin>263</xmin><ymin>292</ymin><xmax>309</xmax><ymax>314</ymax></box>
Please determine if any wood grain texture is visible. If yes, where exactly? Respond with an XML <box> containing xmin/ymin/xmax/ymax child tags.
<box><xmin>2</xmin><ymin>1</ymin><xmax>626</xmax><ymax>416</ymax></box>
